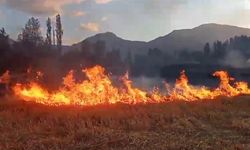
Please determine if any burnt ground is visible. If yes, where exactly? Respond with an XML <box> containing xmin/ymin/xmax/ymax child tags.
<box><xmin>0</xmin><ymin>96</ymin><xmax>250</xmax><ymax>150</ymax></box>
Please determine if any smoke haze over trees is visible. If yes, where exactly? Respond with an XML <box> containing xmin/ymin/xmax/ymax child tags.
<box><xmin>1</xmin><ymin>17</ymin><xmax>250</xmax><ymax>88</ymax></box>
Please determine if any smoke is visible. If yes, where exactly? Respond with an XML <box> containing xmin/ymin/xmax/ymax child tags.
<box><xmin>131</xmin><ymin>76</ymin><xmax>167</xmax><ymax>91</ymax></box>
<box><xmin>221</xmin><ymin>50</ymin><xmax>250</xmax><ymax>68</ymax></box>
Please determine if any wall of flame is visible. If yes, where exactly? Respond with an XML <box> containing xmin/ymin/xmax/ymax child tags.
<box><xmin>0</xmin><ymin>65</ymin><xmax>249</xmax><ymax>106</ymax></box>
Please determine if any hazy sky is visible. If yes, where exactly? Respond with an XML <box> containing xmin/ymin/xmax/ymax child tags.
<box><xmin>0</xmin><ymin>0</ymin><xmax>250</xmax><ymax>45</ymax></box>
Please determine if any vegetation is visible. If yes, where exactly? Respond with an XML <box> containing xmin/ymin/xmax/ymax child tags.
<box><xmin>45</xmin><ymin>17</ymin><xmax>52</xmax><ymax>47</ymax></box>
<box><xmin>1</xmin><ymin>16</ymin><xmax>250</xmax><ymax>85</ymax></box>
<box><xmin>0</xmin><ymin>96</ymin><xmax>250</xmax><ymax>149</ymax></box>
<box><xmin>56</xmin><ymin>14</ymin><xmax>63</xmax><ymax>51</ymax></box>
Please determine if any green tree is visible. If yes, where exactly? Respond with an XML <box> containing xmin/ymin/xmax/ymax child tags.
<box><xmin>0</xmin><ymin>28</ymin><xmax>9</xmax><ymax>48</ymax></box>
<box><xmin>56</xmin><ymin>14</ymin><xmax>63</xmax><ymax>51</ymax></box>
<box><xmin>18</xmin><ymin>17</ymin><xmax>43</xmax><ymax>46</ymax></box>
<box><xmin>204</xmin><ymin>42</ymin><xmax>210</xmax><ymax>56</ymax></box>
<box><xmin>213</xmin><ymin>40</ymin><xmax>227</xmax><ymax>59</ymax></box>
<box><xmin>0</xmin><ymin>28</ymin><xmax>10</xmax><ymax>56</ymax></box>
<box><xmin>46</xmin><ymin>17</ymin><xmax>52</xmax><ymax>46</ymax></box>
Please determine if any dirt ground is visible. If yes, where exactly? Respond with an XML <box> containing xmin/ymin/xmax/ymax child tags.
<box><xmin>0</xmin><ymin>96</ymin><xmax>250</xmax><ymax>150</ymax></box>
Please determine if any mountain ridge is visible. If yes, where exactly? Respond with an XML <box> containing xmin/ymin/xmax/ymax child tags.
<box><xmin>71</xmin><ymin>23</ymin><xmax>250</xmax><ymax>57</ymax></box>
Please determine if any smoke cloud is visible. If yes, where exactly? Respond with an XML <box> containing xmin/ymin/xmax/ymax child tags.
<box><xmin>222</xmin><ymin>50</ymin><xmax>250</xmax><ymax>68</ymax></box>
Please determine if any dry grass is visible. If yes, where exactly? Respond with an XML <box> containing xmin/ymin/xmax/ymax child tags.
<box><xmin>0</xmin><ymin>96</ymin><xmax>250</xmax><ymax>150</ymax></box>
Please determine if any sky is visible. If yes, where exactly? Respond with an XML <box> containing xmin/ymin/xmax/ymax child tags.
<box><xmin>1</xmin><ymin>0</ymin><xmax>250</xmax><ymax>45</ymax></box>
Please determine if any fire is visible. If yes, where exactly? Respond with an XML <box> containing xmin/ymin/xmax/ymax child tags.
<box><xmin>0</xmin><ymin>70</ymin><xmax>10</xmax><ymax>85</ymax></box>
<box><xmin>0</xmin><ymin>70</ymin><xmax>10</xmax><ymax>91</ymax></box>
<box><xmin>1</xmin><ymin>65</ymin><xmax>248</xmax><ymax>106</ymax></box>
<box><xmin>121</xmin><ymin>72</ymin><xmax>149</xmax><ymax>104</ymax></box>
<box><xmin>169</xmin><ymin>70</ymin><xmax>214</xmax><ymax>101</ymax></box>
<box><xmin>213</xmin><ymin>71</ymin><xmax>250</xmax><ymax>96</ymax></box>
<box><xmin>13</xmin><ymin>82</ymin><xmax>49</xmax><ymax>103</ymax></box>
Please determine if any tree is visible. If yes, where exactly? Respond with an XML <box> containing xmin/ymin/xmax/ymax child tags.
<box><xmin>213</xmin><ymin>40</ymin><xmax>227</xmax><ymax>59</ymax></box>
<box><xmin>56</xmin><ymin>14</ymin><xmax>63</xmax><ymax>51</ymax></box>
<box><xmin>148</xmin><ymin>48</ymin><xmax>163</xmax><ymax>57</ymax></box>
<box><xmin>53</xmin><ymin>25</ymin><xmax>56</xmax><ymax>46</ymax></box>
<box><xmin>46</xmin><ymin>17</ymin><xmax>52</xmax><ymax>46</ymax></box>
<box><xmin>204</xmin><ymin>42</ymin><xmax>210</xmax><ymax>56</ymax></box>
<box><xmin>0</xmin><ymin>28</ymin><xmax>9</xmax><ymax>48</ymax></box>
<box><xmin>0</xmin><ymin>28</ymin><xmax>8</xmax><ymax>38</ymax></box>
<box><xmin>18</xmin><ymin>17</ymin><xmax>43</xmax><ymax>46</ymax></box>
<box><xmin>0</xmin><ymin>28</ymin><xmax>10</xmax><ymax>59</ymax></box>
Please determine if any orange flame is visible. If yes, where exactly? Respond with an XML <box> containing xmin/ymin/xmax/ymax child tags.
<box><xmin>213</xmin><ymin>71</ymin><xmax>250</xmax><ymax>97</ymax></box>
<box><xmin>8</xmin><ymin>65</ymin><xmax>250</xmax><ymax>106</ymax></box>
<box><xmin>169</xmin><ymin>70</ymin><xmax>214</xmax><ymax>101</ymax></box>
<box><xmin>0</xmin><ymin>70</ymin><xmax>10</xmax><ymax>84</ymax></box>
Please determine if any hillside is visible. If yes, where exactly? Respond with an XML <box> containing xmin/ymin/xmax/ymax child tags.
<box><xmin>72</xmin><ymin>23</ymin><xmax>250</xmax><ymax>56</ymax></box>
<box><xmin>149</xmin><ymin>23</ymin><xmax>250</xmax><ymax>52</ymax></box>
<box><xmin>72</xmin><ymin>32</ymin><xmax>147</xmax><ymax>57</ymax></box>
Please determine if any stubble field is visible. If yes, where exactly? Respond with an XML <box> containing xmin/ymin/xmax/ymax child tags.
<box><xmin>0</xmin><ymin>96</ymin><xmax>250</xmax><ymax>150</ymax></box>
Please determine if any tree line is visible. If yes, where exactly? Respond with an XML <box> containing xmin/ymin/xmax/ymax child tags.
<box><xmin>16</xmin><ymin>15</ymin><xmax>63</xmax><ymax>51</ymax></box>
<box><xmin>0</xmin><ymin>15</ymin><xmax>65</xmax><ymax>88</ymax></box>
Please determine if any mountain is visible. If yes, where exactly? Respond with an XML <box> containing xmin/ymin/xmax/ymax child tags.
<box><xmin>73</xmin><ymin>23</ymin><xmax>250</xmax><ymax>57</ymax></box>
<box><xmin>72</xmin><ymin>32</ymin><xmax>147</xmax><ymax>57</ymax></box>
<box><xmin>149</xmin><ymin>23</ymin><xmax>250</xmax><ymax>52</ymax></box>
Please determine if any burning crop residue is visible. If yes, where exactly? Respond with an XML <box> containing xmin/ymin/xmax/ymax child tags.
<box><xmin>0</xmin><ymin>65</ymin><xmax>248</xmax><ymax>106</ymax></box>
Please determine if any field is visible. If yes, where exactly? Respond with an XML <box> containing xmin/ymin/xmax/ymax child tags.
<box><xmin>0</xmin><ymin>96</ymin><xmax>250</xmax><ymax>150</ymax></box>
